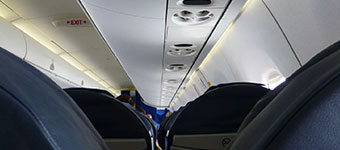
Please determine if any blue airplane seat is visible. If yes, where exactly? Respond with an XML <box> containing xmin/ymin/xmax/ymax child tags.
<box><xmin>65</xmin><ymin>88</ymin><xmax>155</xmax><ymax>150</ymax></box>
<box><xmin>163</xmin><ymin>82</ymin><xmax>270</xmax><ymax>150</ymax></box>
<box><xmin>158</xmin><ymin>105</ymin><xmax>187</xmax><ymax>149</ymax></box>
<box><xmin>0</xmin><ymin>47</ymin><xmax>108</xmax><ymax>150</ymax></box>
<box><xmin>230</xmin><ymin>40</ymin><xmax>340</xmax><ymax>150</ymax></box>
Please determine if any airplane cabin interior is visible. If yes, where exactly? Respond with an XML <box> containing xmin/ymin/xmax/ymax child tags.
<box><xmin>0</xmin><ymin>0</ymin><xmax>339</xmax><ymax>150</ymax></box>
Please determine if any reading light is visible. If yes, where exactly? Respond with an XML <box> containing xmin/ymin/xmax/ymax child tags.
<box><xmin>59</xmin><ymin>53</ymin><xmax>87</xmax><ymax>71</ymax></box>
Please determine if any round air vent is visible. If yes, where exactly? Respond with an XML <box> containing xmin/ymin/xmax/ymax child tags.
<box><xmin>172</xmin><ymin>10</ymin><xmax>214</xmax><ymax>25</ymax></box>
<box><xmin>164</xmin><ymin>79</ymin><xmax>181</xmax><ymax>84</ymax></box>
<box><xmin>162</xmin><ymin>91</ymin><xmax>174</xmax><ymax>95</ymax></box>
<box><xmin>161</xmin><ymin>95</ymin><xmax>173</xmax><ymax>98</ymax></box>
<box><xmin>168</xmin><ymin>44</ymin><xmax>197</xmax><ymax>57</ymax></box>
<box><xmin>166</xmin><ymin>64</ymin><xmax>187</xmax><ymax>72</ymax></box>
<box><xmin>163</xmin><ymin>86</ymin><xmax>175</xmax><ymax>91</ymax></box>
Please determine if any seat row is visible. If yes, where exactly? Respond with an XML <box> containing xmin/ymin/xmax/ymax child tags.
<box><xmin>66</xmin><ymin>82</ymin><xmax>270</xmax><ymax>150</ymax></box>
<box><xmin>0</xmin><ymin>39</ymin><xmax>339</xmax><ymax>150</ymax></box>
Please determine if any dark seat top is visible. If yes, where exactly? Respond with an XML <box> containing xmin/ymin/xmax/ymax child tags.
<box><xmin>0</xmin><ymin>47</ymin><xmax>107</xmax><ymax>150</ymax></box>
<box><xmin>64</xmin><ymin>88</ymin><xmax>154</xmax><ymax>149</ymax></box>
<box><xmin>231</xmin><ymin>40</ymin><xmax>340</xmax><ymax>150</ymax></box>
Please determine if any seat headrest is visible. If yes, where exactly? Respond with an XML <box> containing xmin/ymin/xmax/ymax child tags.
<box><xmin>171</xmin><ymin>82</ymin><xmax>270</xmax><ymax>135</ymax></box>
<box><xmin>231</xmin><ymin>41</ymin><xmax>340</xmax><ymax>150</ymax></box>
<box><xmin>64</xmin><ymin>88</ymin><xmax>149</xmax><ymax>139</ymax></box>
<box><xmin>0</xmin><ymin>47</ymin><xmax>107</xmax><ymax>150</ymax></box>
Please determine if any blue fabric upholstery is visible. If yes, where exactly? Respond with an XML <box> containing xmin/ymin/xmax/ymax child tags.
<box><xmin>0</xmin><ymin>47</ymin><xmax>107</xmax><ymax>150</ymax></box>
<box><xmin>158</xmin><ymin>106</ymin><xmax>187</xmax><ymax>149</ymax></box>
<box><xmin>64</xmin><ymin>88</ymin><xmax>155</xmax><ymax>149</ymax></box>
<box><xmin>161</xmin><ymin>82</ymin><xmax>269</xmax><ymax>150</ymax></box>
<box><xmin>238</xmin><ymin>41</ymin><xmax>340</xmax><ymax>132</ymax></box>
<box><xmin>230</xmin><ymin>40</ymin><xmax>340</xmax><ymax>150</ymax></box>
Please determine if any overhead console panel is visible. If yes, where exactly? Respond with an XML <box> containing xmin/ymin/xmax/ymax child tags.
<box><xmin>161</xmin><ymin>0</ymin><xmax>230</xmax><ymax>107</ymax></box>
<box><xmin>78</xmin><ymin>0</ymin><xmax>246</xmax><ymax>107</ymax></box>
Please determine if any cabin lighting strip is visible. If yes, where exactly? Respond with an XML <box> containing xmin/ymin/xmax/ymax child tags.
<box><xmin>0</xmin><ymin>3</ymin><xmax>120</xmax><ymax>96</ymax></box>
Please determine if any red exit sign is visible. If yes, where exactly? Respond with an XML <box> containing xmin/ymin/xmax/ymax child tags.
<box><xmin>67</xmin><ymin>19</ymin><xmax>87</xmax><ymax>25</ymax></box>
<box><xmin>52</xmin><ymin>18</ymin><xmax>91</xmax><ymax>27</ymax></box>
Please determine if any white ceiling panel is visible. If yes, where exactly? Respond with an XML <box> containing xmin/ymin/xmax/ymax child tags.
<box><xmin>167</xmin><ymin>26</ymin><xmax>212</xmax><ymax>42</ymax></box>
<box><xmin>2</xmin><ymin>0</ymin><xmax>81</xmax><ymax>18</ymax></box>
<box><xmin>69</xmin><ymin>50</ymin><xmax>118</xmax><ymax>69</ymax></box>
<box><xmin>80</xmin><ymin>0</ymin><xmax>165</xmax><ymax>19</ymax></box>
<box><xmin>79</xmin><ymin>0</ymin><xmax>167</xmax><ymax>106</ymax></box>
<box><xmin>264</xmin><ymin>0</ymin><xmax>340</xmax><ymax>64</ymax></box>
<box><xmin>168</xmin><ymin>0</ymin><xmax>231</xmax><ymax>9</ymax></box>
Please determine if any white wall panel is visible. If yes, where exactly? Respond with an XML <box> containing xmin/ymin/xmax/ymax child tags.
<box><xmin>174</xmin><ymin>0</ymin><xmax>301</xmax><ymax>108</ymax></box>
<box><xmin>0</xmin><ymin>17</ymin><xmax>104</xmax><ymax>90</ymax></box>
<box><xmin>200</xmin><ymin>47</ymin><xmax>235</xmax><ymax>85</ymax></box>
<box><xmin>216</xmin><ymin>0</ymin><xmax>300</xmax><ymax>80</ymax></box>
<box><xmin>0</xmin><ymin>17</ymin><xmax>26</xmax><ymax>58</ymax></box>
<box><xmin>191</xmin><ymin>74</ymin><xmax>207</xmax><ymax>95</ymax></box>
<box><xmin>25</xmin><ymin>35</ymin><xmax>104</xmax><ymax>89</ymax></box>
<box><xmin>264</xmin><ymin>0</ymin><xmax>340</xmax><ymax>64</ymax></box>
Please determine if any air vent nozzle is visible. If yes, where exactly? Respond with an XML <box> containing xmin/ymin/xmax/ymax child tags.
<box><xmin>172</xmin><ymin>10</ymin><xmax>214</xmax><ymax>25</ymax></box>
<box><xmin>164</xmin><ymin>79</ymin><xmax>181</xmax><ymax>84</ymax></box>
<box><xmin>163</xmin><ymin>86</ymin><xmax>175</xmax><ymax>90</ymax></box>
<box><xmin>166</xmin><ymin>64</ymin><xmax>187</xmax><ymax>72</ymax></box>
<box><xmin>168</xmin><ymin>44</ymin><xmax>196</xmax><ymax>57</ymax></box>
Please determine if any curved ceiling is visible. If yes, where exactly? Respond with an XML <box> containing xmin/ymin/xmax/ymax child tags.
<box><xmin>79</xmin><ymin>0</ymin><xmax>239</xmax><ymax>107</ymax></box>
<box><xmin>79</xmin><ymin>0</ymin><xmax>167</xmax><ymax>107</ymax></box>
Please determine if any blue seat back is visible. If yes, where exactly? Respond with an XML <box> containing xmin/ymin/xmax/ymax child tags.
<box><xmin>231</xmin><ymin>41</ymin><xmax>340</xmax><ymax>150</ymax></box>
<box><xmin>163</xmin><ymin>83</ymin><xmax>269</xmax><ymax>149</ymax></box>
<box><xmin>0</xmin><ymin>47</ymin><xmax>107</xmax><ymax>150</ymax></box>
<box><xmin>64</xmin><ymin>88</ymin><xmax>153</xmax><ymax>149</ymax></box>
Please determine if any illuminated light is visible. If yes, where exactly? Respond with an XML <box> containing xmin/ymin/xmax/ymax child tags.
<box><xmin>199</xmin><ymin>0</ymin><xmax>251</xmax><ymax>70</ymax></box>
<box><xmin>99</xmin><ymin>80</ymin><xmax>110</xmax><ymax>88</ymax></box>
<box><xmin>189</xmin><ymin>69</ymin><xmax>198</xmax><ymax>80</ymax></box>
<box><xmin>0</xmin><ymin>2</ymin><xmax>19</xmax><ymax>21</ymax></box>
<box><xmin>0</xmin><ymin>2</ymin><xmax>124</xmax><ymax>98</ymax></box>
<box><xmin>108</xmin><ymin>87</ymin><xmax>120</xmax><ymax>96</ymax></box>
<box><xmin>240</xmin><ymin>0</ymin><xmax>252</xmax><ymax>14</ymax></box>
<box><xmin>59</xmin><ymin>53</ymin><xmax>87</xmax><ymax>71</ymax></box>
<box><xmin>12</xmin><ymin>19</ymin><xmax>65</xmax><ymax>54</ymax></box>
<box><xmin>207</xmin><ymin>81</ymin><xmax>212</xmax><ymax>86</ymax></box>
<box><xmin>265</xmin><ymin>71</ymin><xmax>286</xmax><ymax>90</ymax></box>
<box><xmin>84</xmin><ymin>70</ymin><xmax>101</xmax><ymax>81</ymax></box>
<box><xmin>121</xmin><ymin>87</ymin><xmax>136</xmax><ymax>91</ymax></box>
<box><xmin>199</xmin><ymin>22</ymin><xmax>234</xmax><ymax>70</ymax></box>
